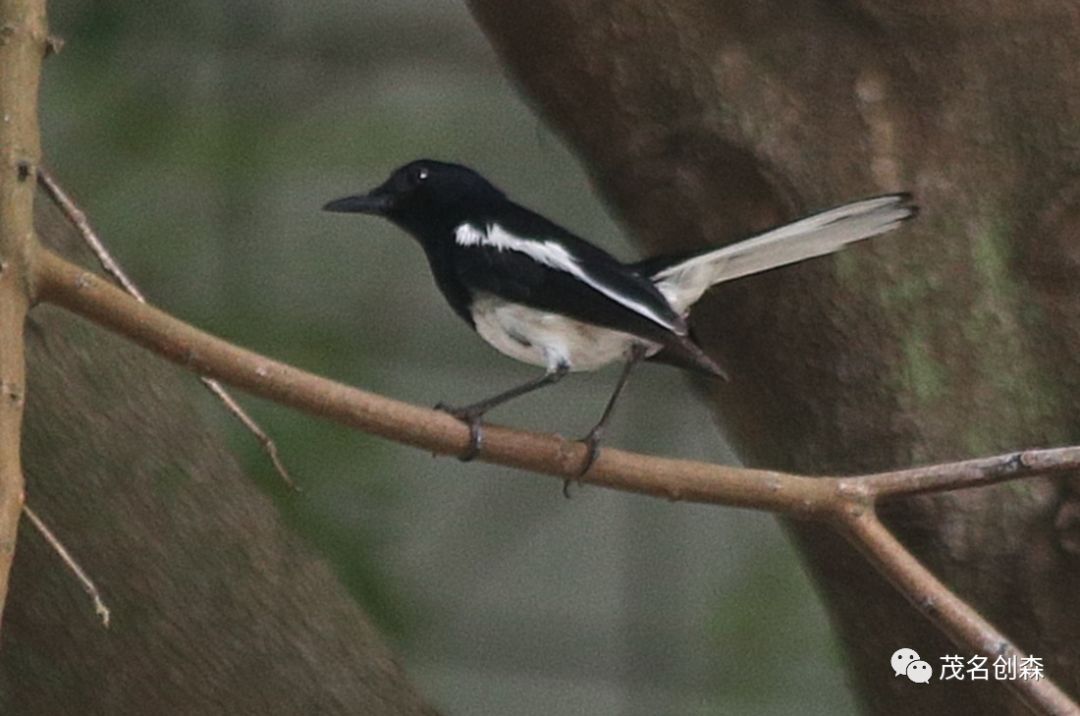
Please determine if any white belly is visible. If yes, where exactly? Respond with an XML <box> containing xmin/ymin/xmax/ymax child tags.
<box><xmin>470</xmin><ymin>293</ymin><xmax>659</xmax><ymax>372</ymax></box>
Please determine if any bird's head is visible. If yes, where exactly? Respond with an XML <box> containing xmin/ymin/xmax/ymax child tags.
<box><xmin>323</xmin><ymin>160</ymin><xmax>504</xmax><ymax>238</ymax></box>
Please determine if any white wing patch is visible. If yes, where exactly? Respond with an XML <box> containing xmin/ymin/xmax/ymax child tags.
<box><xmin>454</xmin><ymin>222</ymin><xmax>681</xmax><ymax>333</ymax></box>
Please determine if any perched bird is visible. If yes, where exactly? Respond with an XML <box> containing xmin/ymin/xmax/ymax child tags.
<box><xmin>324</xmin><ymin>160</ymin><xmax>916</xmax><ymax>473</ymax></box>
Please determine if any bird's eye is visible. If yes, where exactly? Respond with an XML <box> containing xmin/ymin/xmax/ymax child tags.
<box><xmin>416</xmin><ymin>167</ymin><xmax>429</xmax><ymax>182</ymax></box>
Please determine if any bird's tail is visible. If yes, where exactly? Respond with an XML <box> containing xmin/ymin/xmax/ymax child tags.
<box><xmin>646</xmin><ymin>194</ymin><xmax>917</xmax><ymax>314</ymax></box>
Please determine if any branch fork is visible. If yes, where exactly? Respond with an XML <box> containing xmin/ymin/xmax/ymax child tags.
<box><xmin>0</xmin><ymin>0</ymin><xmax>1075</xmax><ymax>704</ymax></box>
<box><xmin>24</xmin><ymin>240</ymin><xmax>1080</xmax><ymax>714</ymax></box>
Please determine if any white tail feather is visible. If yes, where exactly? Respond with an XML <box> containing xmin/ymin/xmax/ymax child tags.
<box><xmin>652</xmin><ymin>194</ymin><xmax>915</xmax><ymax>314</ymax></box>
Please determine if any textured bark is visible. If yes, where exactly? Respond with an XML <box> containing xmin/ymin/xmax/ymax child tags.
<box><xmin>0</xmin><ymin>0</ymin><xmax>45</xmax><ymax>635</ymax></box>
<box><xmin>467</xmin><ymin>2</ymin><xmax>1080</xmax><ymax>713</ymax></box>
<box><xmin>0</xmin><ymin>195</ymin><xmax>436</xmax><ymax>714</ymax></box>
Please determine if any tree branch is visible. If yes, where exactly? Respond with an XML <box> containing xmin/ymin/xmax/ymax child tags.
<box><xmin>34</xmin><ymin>248</ymin><xmax>833</xmax><ymax>513</ymax></box>
<box><xmin>839</xmin><ymin>509</ymin><xmax>1079</xmax><ymax>715</ymax></box>
<box><xmin>841</xmin><ymin>448</ymin><xmax>1080</xmax><ymax>501</ymax></box>
<box><xmin>29</xmin><ymin>247</ymin><xmax>1080</xmax><ymax>510</ymax></box>
<box><xmin>31</xmin><ymin>246</ymin><xmax>1080</xmax><ymax>712</ymax></box>
<box><xmin>35</xmin><ymin>168</ymin><xmax>299</xmax><ymax>491</ymax></box>
<box><xmin>22</xmin><ymin>504</ymin><xmax>109</xmax><ymax>627</ymax></box>
<box><xmin>0</xmin><ymin>0</ymin><xmax>46</xmax><ymax>633</ymax></box>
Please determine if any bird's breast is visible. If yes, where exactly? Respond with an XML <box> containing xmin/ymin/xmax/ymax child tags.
<box><xmin>469</xmin><ymin>293</ymin><xmax>660</xmax><ymax>372</ymax></box>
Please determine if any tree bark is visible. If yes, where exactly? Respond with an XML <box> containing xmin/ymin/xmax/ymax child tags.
<box><xmin>0</xmin><ymin>195</ymin><xmax>436</xmax><ymax>714</ymax></box>
<box><xmin>0</xmin><ymin>0</ymin><xmax>45</xmax><ymax>636</ymax></box>
<box><xmin>467</xmin><ymin>2</ymin><xmax>1080</xmax><ymax>713</ymax></box>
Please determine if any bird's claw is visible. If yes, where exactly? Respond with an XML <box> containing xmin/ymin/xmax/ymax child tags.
<box><xmin>578</xmin><ymin>429</ymin><xmax>602</xmax><ymax>476</ymax></box>
<box><xmin>562</xmin><ymin>429</ymin><xmax>603</xmax><ymax>498</ymax></box>
<box><xmin>435</xmin><ymin>402</ymin><xmax>484</xmax><ymax>462</ymax></box>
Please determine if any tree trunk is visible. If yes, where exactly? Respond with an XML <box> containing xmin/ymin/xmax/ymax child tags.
<box><xmin>467</xmin><ymin>2</ymin><xmax>1080</xmax><ymax>713</ymax></box>
<box><xmin>0</xmin><ymin>195</ymin><xmax>436</xmax><ymax>714</ymax></box>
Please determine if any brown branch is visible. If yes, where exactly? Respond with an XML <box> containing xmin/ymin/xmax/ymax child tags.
<box><xmin>841</xmin><ymin>447</ymin><xmax>1080</xmax><ymax>501</ymax></box>
<box><xmin>0</xmin><ymin>0</ymin><xmax>47</xmax><ymax>634</ymax></box>
<box><xmin>32</xmin><ymin>246</ymin><xmax>1080</xmax><ymax>713</ymax></box>
<box><xmin>35</xmin><ymin>168</ymin><xmax>299</xmax><ymax>491</ymax></box>
<box><xmin>35</xmin><ymin>169</ymin><xmax>146</xmax><ymax>300</ymax></box>
<box><xmin>32</xmin><ymin>249</ymin><xmax>842</xmax><ymax>516</ymax></box>
<box><xmin>196</xmin><ymin>379</ymin><xmax>296</xmax><ymax>490</ymax></box>
<box><xmin>839</xmin><ymin>509</ymin><xmax>1080</xmax><ymax>715</ymax></box>
<box><xmin>0</xmin><ymin>239</ymin><xmax>27</xmax><ymax>637</ymax></box>
<box><xmin>23</xmin><ymin>504</ymin><xmax>109</xmax><ymax>627</ymax></box>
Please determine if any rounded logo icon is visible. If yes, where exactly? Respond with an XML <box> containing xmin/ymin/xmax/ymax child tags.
<box><xmin>906</xmin><ymin>660</ymin><xmax>933</xmax><ymax>684</ymax></box>
<box><xmin>891</xmin><ymin>647</ymin><xmax>921</xmax><ymax>677</ymax></box>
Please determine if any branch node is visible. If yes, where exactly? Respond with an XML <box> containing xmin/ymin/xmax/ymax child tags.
<box><xmin>917</xmin><ymin>594</ymin><xmax>938</xmax><ymax>616</ymax></box>
<box><xmin>43</xmin><ymin>34</ymin><xmax>63</xmax><ymax>56</ymax></box>
<box><xmin>0</xmin><ymin>380</ymin><xmax>22</xmax><ymax>407</ymax></box>
<box><xmin>834</xmin><ymin>478</ymin><xmax>870</xmax><ymax>501</ymax></box>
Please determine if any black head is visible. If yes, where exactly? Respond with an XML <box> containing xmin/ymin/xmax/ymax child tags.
<box><xmin>323</xmin><ymin>160</ymin><xmax>505</xmax><ymax>238</ymax></box>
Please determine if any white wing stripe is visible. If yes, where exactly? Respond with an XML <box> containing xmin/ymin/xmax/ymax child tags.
<box><xmin>455</xmin><ymin>223</ymin><xmax>679</xmax><ymax>332</ymax></box>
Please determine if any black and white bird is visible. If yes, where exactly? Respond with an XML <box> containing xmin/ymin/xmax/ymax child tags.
<box><xmin>324</xmin><ymin>160</ymin><xmax>916</xmax><ymax>472</ymax></box>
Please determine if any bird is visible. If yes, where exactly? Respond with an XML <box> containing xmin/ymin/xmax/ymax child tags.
<box><xmin>324</xmin><ymin>159</ymin><xmax>917</xmax><ymax>476</ymax></box>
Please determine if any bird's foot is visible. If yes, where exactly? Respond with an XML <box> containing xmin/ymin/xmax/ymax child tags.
<box><xmin>434</xmin><ymin>402</ymin><xmax>484</xmax><ymax>462</ymax></box>
<box><xmin>562</xmin><ymin>428</ymin><xmax>603</xmax><ymax>498</ymax></box>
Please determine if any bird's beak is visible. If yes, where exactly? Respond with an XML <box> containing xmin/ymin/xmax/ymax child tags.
<box><xmin>322</xmin><ymin>190</ymin><xmax>393</xmax><ymax>215</ymax></box>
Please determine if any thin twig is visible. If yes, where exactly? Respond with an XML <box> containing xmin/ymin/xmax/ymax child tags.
<box><xmin>842</xmin><ymin>447</ymin><xmax>1080</xmax><ymax>502</ymax></box>
<box><xmin>23</xmin><ymin>504</ymin><xmax>110</xmax><ymax>628</ymax></box>
<box><xmin>36</xmin><ymin>169</ymin><xmax>299</xmax><ymax>492</ymax></box>
<box><xmin>32</xmin><ymin>248</ymin><xmax>1080</xmax><ymax>714</ymax></box>
<box><xmin>36</xmin><ymin>169</ymin><xmax>146</xmax><ymax>300</ymax></box>
<box><xmin>200</xmin><ymin>379</ymin><xmax>294</xmax><ymax>485</ymax></box>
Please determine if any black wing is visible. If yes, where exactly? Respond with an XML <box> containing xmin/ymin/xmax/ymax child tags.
<box><xmin>453</xmin><ymin>201</ymin><xmax>687</xmax><ymax>346</ymax></box>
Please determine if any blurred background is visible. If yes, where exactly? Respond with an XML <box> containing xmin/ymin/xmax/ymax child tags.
<box><xmin>41</xmin><ymin>1</ymin><xmax>855</xmax><ymax>713</ymax></box>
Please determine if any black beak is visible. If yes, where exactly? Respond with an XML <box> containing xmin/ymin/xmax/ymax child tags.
<box><xmin>322</xmin><ymin>191</ymin><xmax>393</xmax><ymax>215</ymax></box>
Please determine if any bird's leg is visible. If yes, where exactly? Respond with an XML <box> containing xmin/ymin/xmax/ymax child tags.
<box><xmin>564</xmin><ymin>346</ymin><xmax>646</xmax><ymax>496</ymax></box>
<box><xmin>436</xmin><ymin>365</ymin><xmax>569</xmax><ymax>462</ymax></box>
